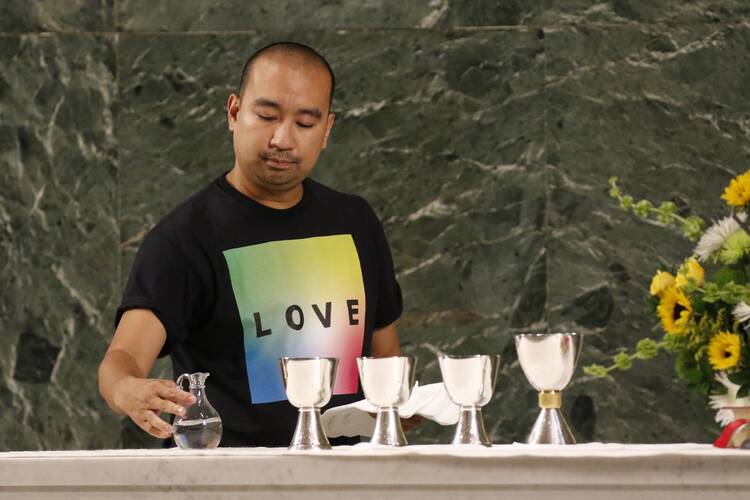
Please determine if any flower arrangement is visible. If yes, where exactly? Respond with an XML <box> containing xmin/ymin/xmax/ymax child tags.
<box><xmin>586</xmin><ymin>172</ymin><xmax>750</xmax><ymax>424</ymax></box>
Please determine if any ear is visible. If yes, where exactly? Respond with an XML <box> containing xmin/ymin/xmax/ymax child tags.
<box><xmin>321</xmin><ymin>112</ymin><xmax>336</xmax><ymax>149</ymax></box>
<box><xmin>227</xmin><ymin>93</ymin><xmax>240</xmax><ymax>132</ymax></box>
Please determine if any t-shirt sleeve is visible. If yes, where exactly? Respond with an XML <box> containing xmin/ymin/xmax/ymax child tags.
<box><xmin>367</xmin><ymin>204</ymin><xmax>404</xmax><ymax>328</ymax></box>
<box><xmin>115</xmin><ymin>230</ymin><xmax>202</xmax><ymax>358</ymax></box>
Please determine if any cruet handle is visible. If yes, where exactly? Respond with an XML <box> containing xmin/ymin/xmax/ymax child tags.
<box><xmin>176</xmin><ymin>373</ymin><xmax>190</xmax><ymax>391</ymax></box>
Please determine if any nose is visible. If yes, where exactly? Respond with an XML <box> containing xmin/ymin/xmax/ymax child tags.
<box><xmin>269</xmin><ymin>120</ymin><xmax>294</xmax><ymax>151</ymax></box>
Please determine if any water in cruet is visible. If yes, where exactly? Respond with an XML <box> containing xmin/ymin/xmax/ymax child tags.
<box><xmin>172</xmin><ymin>372</ymin><xmax>223</xmax><ymax>449</ymax></box>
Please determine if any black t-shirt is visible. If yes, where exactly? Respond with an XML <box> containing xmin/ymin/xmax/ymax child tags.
<box><xmin>115</xmin><ymin>173</ymin><xmax>403</xmax><ymax>447</ymax></box>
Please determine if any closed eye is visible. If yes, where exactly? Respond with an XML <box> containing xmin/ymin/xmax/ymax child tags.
<box><xmin>297</xmin><ymin>123</ymin><xmax>314</xmax><ymax>129</ymax></box>
<box><xmin>258</xmin><ymin>114</ymin><xmax>276</xmax><ymax>121</ymax></box>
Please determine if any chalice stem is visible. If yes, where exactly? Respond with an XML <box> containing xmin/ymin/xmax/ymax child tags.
<box><xmin>453</xmin><ymin>405</ymin><xmax>491</xmax><ymax>446</ymax></box>
<box><xmin>527</xmin><ymin>407</ymin><xmax>576</xmax><ymax>445</ymax></box>
<box><xmin>291</xmin><ymin>407</ymin><xmax>331</xmax><ymax>450</ymax></box>
<box><xmin>372</xmin><ymin>406</ymin><xmax>407</xmax><ymax>446</ymax></box>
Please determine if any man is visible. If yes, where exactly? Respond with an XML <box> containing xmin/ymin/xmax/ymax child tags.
<box><xmin>98</xmin><ymin>42</ymin><xmax>404</xmax><ymax>447</ymax></box>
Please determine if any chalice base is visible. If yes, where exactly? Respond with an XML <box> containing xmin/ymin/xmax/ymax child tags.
<box><xmin>289</xmin><ymin>407</ymin><xmax>331</xmax><ymax>450</ymax></box>
<box><xmin>452</xmin><ymin>406</ymin><xmax>491</xmax><ymax>446</ymax></box>
<box><xmin>371</xmin><ymin>406</ymin><xmax>407</xmax><ymax>446</ymax></box>
<box><xmin>527</xmin><ymin>408</ymin><xmax>576</xmax><ymax>445</ymax></box>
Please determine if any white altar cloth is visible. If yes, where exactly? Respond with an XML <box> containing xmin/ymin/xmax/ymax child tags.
<box><xmin>1</xmin><ymin>443</ymin><xmax>749</xmax><ymax>499</ymax></box>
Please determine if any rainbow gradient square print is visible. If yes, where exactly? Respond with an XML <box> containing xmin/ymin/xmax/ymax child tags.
<box><xmin>223</xmin><ymin>234</ymin><xmax>366</xmax><ymax>404</ymax></box>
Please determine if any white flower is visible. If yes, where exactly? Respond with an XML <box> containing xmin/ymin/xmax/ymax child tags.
<box><xmin>733</xmin><ymin>302</ymin><xmax>750</xmax><ymax>324</ymax></box>
<box><xmin>694</xmin><ymin>213</ymin><xmax>746</xmax><ymax>262</ymax></box>
<box><xmin>710</xmin><ymin>372</ymin><xmax>750</xmax><ymax>426</ymax></box>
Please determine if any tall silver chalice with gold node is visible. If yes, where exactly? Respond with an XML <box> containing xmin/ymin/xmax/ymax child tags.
<box><xmin>515</xmin><ymin>332</ymin><xmax>582</xmax><ymax>444</ymax></box>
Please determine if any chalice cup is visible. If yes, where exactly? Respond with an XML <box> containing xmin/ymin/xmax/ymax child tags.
<box><xmin>515</xmin><ymin>333</ymin><xmax>582</xmax><ymax>445</ymax></box>
<box><xmin>356</xmin><ymin>356</ymin><xmax>416</xmax><ymax>446</ymax></box>
<box><xmin>438</xmin><ymin>354</ymin><xmax>500</xmax><ymax>446</ymax></box>
<box><xmin>280</xmin><ymin>357</ymin><xmax>339</xmax><ymax>450</ymax></box>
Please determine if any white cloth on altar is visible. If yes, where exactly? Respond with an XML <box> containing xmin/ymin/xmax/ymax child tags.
<box><xmin>321</xmin><ymin>382</ymin><xmax>459</xmax><ymax>437</ymax></box>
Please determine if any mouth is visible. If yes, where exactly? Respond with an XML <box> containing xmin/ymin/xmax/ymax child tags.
<box><xmin>264</xmin><ymin>158</ymin><xmax>297</xmax><ymax>169</ymax></box>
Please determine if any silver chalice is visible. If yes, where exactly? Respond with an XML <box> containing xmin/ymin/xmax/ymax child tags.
<box><xmin>515</xmin><ymin>332</ymin><xmax>582</xmax><ymax>444</ymax></box>
<box><xmin>356</xmin><ymin>356</ymin><xmax>416</xmax><ymax>446</ymax></box>
<box><xmin>438</xmin><ymin>354</ymin><xmax>500</xmax><ymax>446</ymax></box>
<box><xmin>280</xmin><ymin>356</ymin><xmax>338</xmax><ymax>450</ymax></box>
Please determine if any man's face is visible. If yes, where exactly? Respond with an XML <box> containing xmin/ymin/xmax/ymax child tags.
<box><xmin>227</xmin><ymin>56</ymin><xmax>335</xmax><ymax>194</ymax></box>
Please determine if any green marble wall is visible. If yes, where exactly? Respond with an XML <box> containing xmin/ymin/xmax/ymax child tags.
<box><xmin>0</xmin><ymin>1</ymin><xmax>748</xmax><ymax>450</ymax></box>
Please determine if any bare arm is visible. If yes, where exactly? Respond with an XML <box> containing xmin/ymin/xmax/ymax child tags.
<box><xmin>99</xmin><ymin>308</ymin><xmax>164</xmax><ymax>413</ymax></box>
<box><xmin>98</xmin><ymin>309</ymin><xmax>194</xmax><ymax>438</ymax></box>
<box><xmin>370</xmin><ymin>321</ymin><xmax>401</xmax><ymax>357</ymax></box>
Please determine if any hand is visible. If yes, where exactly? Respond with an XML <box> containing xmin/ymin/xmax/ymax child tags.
<box><xmin>400</xmin><ymin>414</ymin><xmax>423</xmax><ymax>432</ymax></box>
<box><xmin>113</xmin><ymin>376</ymin><xmax>196</xmax><ymax>439</ymax></box>
<box><xmin>367</xmin><ymin>413</ymin><xmax>424</xmax><ymax>432</ymax></box>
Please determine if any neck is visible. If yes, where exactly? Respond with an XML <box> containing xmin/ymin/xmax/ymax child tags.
<box><xmin>226</xmin><ymin>167</ymin><xmax>303</xmax><ymax>209</ymax></box>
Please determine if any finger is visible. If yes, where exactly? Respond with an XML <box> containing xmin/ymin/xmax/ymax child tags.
<box><xmin>147</xmin><ymin>395</ymin><xmax>187</xmax><ymax>417</ymax></box>
<box><xmin>141</xmin><ymin>410</ymin><xmax>174</xmax><ymax>438</ymax></box>
<box><xmin>401</xmin><ymin>415</ymin><xmax>423</xmax><ymax>431</ymax></box>
<box><xmin>132</xmin><ymin>411</ymin><xmax>171</xmax><ymax>439</ymax></box>
<box><xmin>143</xmin><ymin>420</ymin><xmax>172</xmax><ymax>439</ymax></box>
<box><xmin>147</xmin><ymin>425</ymin><xmax>173</xmax><ymax>439</ymax></box>
<box><xmin>157</xmin><ymin>385</ymin><xmax>196</xmax><ymax>405</ymax></box>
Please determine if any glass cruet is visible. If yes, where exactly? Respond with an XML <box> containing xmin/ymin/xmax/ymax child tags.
<box><xmin>172</xmin><ymin>372</ymin><xmax>223</xmax><ymax>449</ymax></box>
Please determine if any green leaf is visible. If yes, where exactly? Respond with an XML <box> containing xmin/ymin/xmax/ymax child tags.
<box><xmin>737</xmin><ymin>383</ymin><xmax>750</xmax><ymax>399</ymax></box>
<box><xmin>685</xmin><ymin>368</ymin><xmax>704</xmax><ymax>384</ymax></box>
<box><xmin>635</xmin><ymin>338</ymin><xmax>660</xmax><ymax>359</ymax></box>
<box><xmin>714</xmin><ymin>383</ymin><xmax>729</xmax><ymax>396</ymax></box>
<box><xmin>634</xmin><ymin>199</ymin><xmax>653</xmax><ymax>217</ymax></box>
<box><xmin>701</xmin><ymin>282</ymin><xmax>723</xmax><ymax>303</ymax></box>
<box><xmin>729</xmin><ymin>371</ymin><xmax>750</xmax><ymax>385</ymax></box>
<box><xmin>699</xmin><ymin>355</ymin><xmax>714</xmax><ymax>376</ymax></box>
<box><xmin>682</xmin><ymin>216</ymin><xmax>705</xmax><ymax>241</ymax></box>
<box><xmin>665</xmin><ymin>334</ymin><xmax>688</xmax><ymax>353</ymax></box>
<box><xmin>710</xmin><ymin>269</ymin><xmax>731</xmax><ymax>285</ymax></box>
<box><xmin>692</xmin><ymin>294</ymin><xmax>709</xmax><ymax>314</ymax></box>
<box><xmin>620</xmin><ymin>195</ymin><xmax>634</xmax><ymax>210</ymax></box>
<box><xmin>613</xmin><ymin>352</ymin><xmax>633</xmax><ymax>370</ymax></box>
<box><xmin>583</xmin><ymin>364</ymin><xmax>609</xmax><ymax>378</ymax></box>
<box><xmin>720</xmin><ymin>231</ymin><xmax>750</xmax><ymax>265</ymax></box>
<box><xmin>657</xmin><ymin>201</ymin><xmax>677</xmax><ymax>225</ymax></box>
<box><xmin>658</xmin><ymin>201</ymin><xmax>678</xmax><ymax>216</ymax></box>
<box><xmin>696</xmin><ymin>382</ymin><xmax>711</xmax><ymax>395</ymax></box>
<box><xmin>674</xmin><ymin>349</ymin><xmax>695</xmax><ymax>378</ymax></box>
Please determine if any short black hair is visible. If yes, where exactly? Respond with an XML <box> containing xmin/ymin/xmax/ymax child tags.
<box><xmin>238</xmin><ymin>42</ymin><xmax>335</xmax><ymax>108</ymax></box>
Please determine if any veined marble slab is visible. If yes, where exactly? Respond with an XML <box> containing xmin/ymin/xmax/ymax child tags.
<box><xmin>1</xmin><ymin>443</ymin><xmax>749</xmax><ymax>499</ymax></box>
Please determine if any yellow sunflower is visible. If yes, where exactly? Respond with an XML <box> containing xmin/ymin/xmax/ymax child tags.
<box><xmin>650</xmin><ymin>271</ymin><xmax>675</xmax><ymax>297</ymax></box>
<box><xmin>656</xmin><ymin>287</ymin><xmax>693</xmax><ymax>335</ymax></box>
<box><xmin>675</xmin><ymin>258</ymin><xmax>704</xmax><ymax>289</ymax></box>
<box><xmin>721</xmin><ymin>170</ymin><xmax>750</xmax><ymax>207</ymax></box>
<box><xmin>707</xmin><ymin>331</ymin><xmax>741</xmax><ymax>371</ymax></box>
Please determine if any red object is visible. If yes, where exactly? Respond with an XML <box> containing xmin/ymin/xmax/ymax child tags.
<box><xmin>713</xmin><ymin>419</ymin><xmax>748</xmax><ymax>448</ymax></box>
